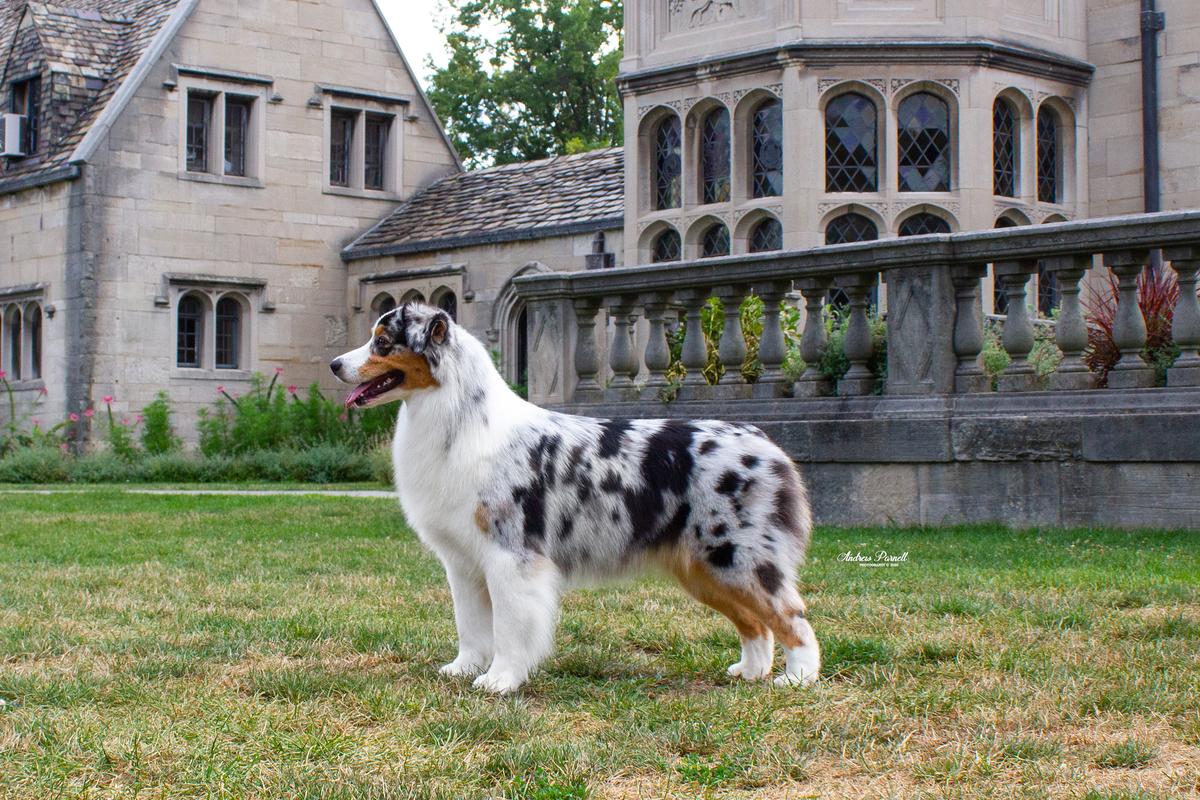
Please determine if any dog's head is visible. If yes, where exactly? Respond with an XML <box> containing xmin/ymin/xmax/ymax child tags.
<box><xmin>330</xmin><ymin>303</ymin><xmax>450</xmax><ymax>408</ymax></box>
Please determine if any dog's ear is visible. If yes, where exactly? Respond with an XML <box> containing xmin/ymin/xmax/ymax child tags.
<box><xmin>417</xmin><ymin>310</ymin><xmax>450</xmax><ymax>352</ymax></box>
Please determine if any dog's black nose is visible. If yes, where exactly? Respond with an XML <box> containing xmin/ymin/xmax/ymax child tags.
<box><xmin>329</xmin><ymin>358</ymin><xmax>342</xmax><ymax>375</ymax></box>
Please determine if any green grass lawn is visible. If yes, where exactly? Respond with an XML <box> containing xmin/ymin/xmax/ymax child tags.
<box><xmin>0</xmin><ymin>491</ymin><xmax>1197</xmax><ymax>800</ymax></box>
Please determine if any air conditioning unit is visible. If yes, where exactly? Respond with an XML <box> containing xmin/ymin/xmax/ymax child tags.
<box><xmin>0</xmin><ymin>114</ymin><xmax>27</xmax><ymax>157</ymax></box>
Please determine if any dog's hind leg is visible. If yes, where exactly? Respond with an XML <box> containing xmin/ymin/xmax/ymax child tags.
<box><xmin>766</xmin><ymin>582</ymin><xmax>821</xmax><ymax>687</ymax></box>
<box><xmin>473</xmin><ymin>552</ymin><xmax>562</xmax><ymax>694</ymax></box>
<box><xmin>669</xmin><ymin>557</ymin><xmax>775</xmax><ymax>681</ymax></box>
<box><xmin>439</xmin><ymin>561</ymin><xmax>494</xmax><ymax>678</ymax></box>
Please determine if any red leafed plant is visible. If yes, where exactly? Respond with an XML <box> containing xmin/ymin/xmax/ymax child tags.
<box><xmin>1082</xmin><ymin>267</ymin><xmax>1180</xmax><ymax>387</ymax></box>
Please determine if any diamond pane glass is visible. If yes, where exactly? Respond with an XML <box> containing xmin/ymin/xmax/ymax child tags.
<box><xmin>748</xmin><ymin>217</ymin><xmax>782</xmax><ymax>253</ymax></box>
<box><xmin>752</xmin><ymin>99</ymin><xmax>783</xmax><ymax>197</ymax></box>
<box><xmin>652</xmin><ymin>229</ymin><xmax>681</xmax><ymax>263</ymax></box>
<box><xmin>701</xmin><ymin>108</ymin><xmax>731</xmax><ymax>204</ymax></box>
<box><xmin>898</xmin><ymin>92</ymin><xmax>951</xmax><ymax>192</ymax></box>
<box><xmin>701</xmin><ymin>223</ymin><xmax>730</xmax><ymax>258</ymax></box>
<box><xmin>825</xmin><ymin>93</ymin><xmax>877</xmax><ymax>193</ymax></box>
<box><xmin>1037</xmin><ymin>108</ymin><xmax>1059</xmax><ymax>203</ymax></box>
<box><xmin>654</xmin><ymin>116</ymin><xmax>682</xmax><ymax>210</ymax></box>
<box><xmin>898</xmin><ymin>212</ymin><xmax>951</xmax><ymax>236</ymax></box>
<box><xmin>177</xmin><ymin>295</ymin><xmax>202</xmax><ymax>368</ymax></box>
<box><xmin>993</xmin><ymin>98</ymin><xmax>1017</xmax><ymax>197</ymax></box>
<box><xmin>825</xmin><ymin>213</ymin><xmax>879</xmax><ymax>245</ymax></box>
<box><xmin>215</xmin><ymin>297</ymin><xmax>240</xmax><ymax>370</ymax></box>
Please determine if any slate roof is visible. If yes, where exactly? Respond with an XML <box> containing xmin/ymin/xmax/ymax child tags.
<box><xmin>343</xmin><ymin>147</ymin><xmax>625</xmax><ymax>260</ymax></box>
<box><xmin>0</xmin><ymin>0</ymin><xmax>182</xmax><ymax>190</ymax></box>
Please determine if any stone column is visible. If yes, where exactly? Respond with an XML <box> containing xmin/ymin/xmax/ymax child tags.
<box><xmin>793</xmin><ymin>277</ymin><xmax>832</xmax><ymax>397</ymax></box>
<box><xmin>753</xmin><ymin>281</ymin><xmax>789</xmax><ymax>399</ymax></box>
<box><xmin>604</xmin><ymin>295</ymin><xmax>640</xmax><ymax>401</ymax></box>
<box><xmin>1041</xmin><ymin>254</ymin><xmax>1094</xmax><ymax>391</ymax></box>
<box><xmin>1164</xmin><ymin>246</ymin><xmax>1200</xmax><ymax>387</ymax></box>
<box><xmin>640</xmin><ymin>291</ymin><xmax>673</xmax><ymax>400</ymax></box>
<box><xmin>525</xmin><ymin>295</ymin><xmax>572</xmax><ymax>406</ymax></box>
<box><xmin>572</xmin><ymin>297</ymin><xmax>602</xmax><ymax>403</ymax></box>
<box><xmin>1103</xmin><ymin>250</ymin><xmax>1156</xmax><ymax>389</ymax></box>
<box><xmin>884</xmin><ymin>264</ymin><xmax>958</xmax><ymax>395</ymax></box>
<box><xmin>950</xmin><ymin>263</ymin><xmax>988</xmax><ymax>394</ymax></box>
<box><xmin>677</xmin><ymin>288</ymin><xmax>712</xmax><ymax>400</ymax></box>
<box><xmin>995</xmin><ymin>259</ymin><xmax>1038</xmax><ymax>392</ymax></box>
<box><xmin>837</xmin><ymin>273</ymin><xmax>877</xmax><ymax>396</ymax></box>
<box><xmin>713</xmin><ymin>284</ymin><xmax>749</xmax><ymax>399</ymax></box>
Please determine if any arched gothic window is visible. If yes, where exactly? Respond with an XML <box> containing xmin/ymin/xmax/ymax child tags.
<box><xmin>651</xmin><ymin>228</ymin><xmax>681</xmax><ymax>263</ymax></box>
<box><xmin>176</xmin><ymin>294</ymin><xmax>204</xmax><ymax>368</ymax></box>
<box><xmin>748</xmin><ymin>217</ymin><xmax>782</xmax><ymax>253</ymax></box>
<box><xmin>825</xmin><ymin>213</ymin><xmax>879</xmax><ymax>245</ymax></box>
<box><xmin>1037</xmin><ymin>107</ymin><xmax>1060</xmax><ymax>203</ymax></box>
<box><xmin>215</xmin><ymin>296</ymin><xmax>242</xmax><ymax>370</ymax></box>
<box><xmin>993</xmin><ymin>98</ymin><xmax>1018</xmax><ymax>197</ymax></box>
<box><xmin>4</xmin><ymin>306</ymin><xmax>21</xmax><ymax>378</ymax></box>
<box><xmin>436</xmin><ymin>290</ymin><xmax>458</xmax><ymax>321</ymax></box>
<box><xmin>26</xmin><ymin>304</ymin><xmax>42</xmax><ymax>380</ymax></box>
<box><xmin>378</xmin><ymin>295</ymin><xmax>397</xmax><ymax>316</ymax></box>
<box><xmin>752</xmin><ymin>99</ymin><xmax>783</xmax><ymax>197</ymax></box>
<box><xmin>700</xmin><ymin>223</ymin><xmax>730</xmax><ymax>258</ymax></box>
<box><xmin>898</xmin><ymin>92</ymin><xmax>951</xmax><ymax>192</ymax></box>
<box><xmin>825</xmin><ymin>93</ymin><xmax>878</xmax><ymax>192</ymax></box>
<box><xmin>653</xmin><ymin>115</ymin><xmax>682</xmax><ymax>210</ymax></box>
<box><xmin>898</xmin><ymin>212</ymin><xmax>951</xmax><ymax>237</ymax></box>
<box><xmin>700</xmin><ymin>107</ymin><xmax>731</xmax><ymax>204</ymax></box>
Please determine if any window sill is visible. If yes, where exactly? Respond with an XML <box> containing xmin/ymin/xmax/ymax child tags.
<box><xmin>172</xmin><ymin>368</ymin><xmax>253</xmax><ymax>381</ymax></box>
<box><xmin>178</xmin><ymin>171</ymin><xmax>264</xmax><ymax>189</ymax></box>
<box><xmin>2</xmin><ymin>378</ymin><xmax>45</xmax><ymax>391</ymax></box>
<box><xmin>322</xmin><ymin>185</ymin><xmax>402</xmax><ymax>201</ymax></box>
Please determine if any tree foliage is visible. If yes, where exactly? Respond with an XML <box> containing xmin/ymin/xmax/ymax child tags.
<box><xmin>426</xmin><ymin>0</ymin><xmax>623</xmax><ymax>167</ymax></box>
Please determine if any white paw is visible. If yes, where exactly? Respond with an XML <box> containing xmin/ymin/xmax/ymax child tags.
<box><xmin>727</xmin><ymin>661</ymin><xmax>772</xmax><ymax>681</ymax></box>
<box><xmin>472</xmin><ymin>669</ymin><xmax>525</xmax><ymax>695</ymax></box>
<box><xmin>439</xmin><ymin>655</ymin><xmax>487</xmax><ymax>678</ymax></box>
<box><xmin>773</xmin><ymin>667</ymin><xmax>819</xmax><ymax>687</ymax></box>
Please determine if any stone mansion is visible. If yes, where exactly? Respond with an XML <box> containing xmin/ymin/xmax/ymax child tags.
<box><xmin>1</xmin><ymin>0</ymin><xmax>1198</xmax><ymax>436</ymax></box>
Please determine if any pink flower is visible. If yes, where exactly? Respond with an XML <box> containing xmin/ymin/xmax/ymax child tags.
<box><xmin>83</xmin><ymin>408</ymin><xmax>95</xmax><ymax>419</ymax></box>
<box><xmin>39</xmin><ymin>387</ymin><xmax>48</xmax><ymax>396</ymax></box>
<box><xmin>287</xmin><ymin>384</ymin><xmax>297</xmax><ymax>395</ymax></box>
<box><xmin>68</xmin><ymin>412</ymin><xmax>79</xmax><ymax>422</ymax></box>
<box><xmin>216</xmin><ymin>385</ymin><xmax>225</xmax><ymax>394</ymax></box>
<box><xmin>135</xmin><ymin>414</ymin><xmax>144</xmax><ymax>424</ymax></box>
<box><xmin>120</xmin><ymin>417</ymin><xmax>130</xmax><ymax>427</ymax></box>
<box><xmin>275</xmin><ymin>367</ymin><xmax>285</xmax><ymax>376</ymax></box>
<box><xmin>0</xmin><ymin>369</ymin><xmax>6</xmax><ymax>379</ymax></box>
<box><xmin>103</xmin><ymin>395</ymin><xmax>113</xmax><ymax>404</ymax></box>
<box><xmin>32</xmin><ymin>418</ymin><xmax>40</xmax><ymax>428</ymax></box>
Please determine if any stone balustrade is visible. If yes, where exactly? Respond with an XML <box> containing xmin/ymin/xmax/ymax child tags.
<box><xmin>514</xmin><ymin>210</ymin><xmax>1200</xmax><ymax>407</ymax></box>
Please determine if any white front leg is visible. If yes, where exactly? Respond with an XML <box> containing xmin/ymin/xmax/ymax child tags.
<box><xmin>438</xmin><ymin>561</ymin><xmax>494</xmax><ymax>678</ymax></box>
<box><xmin>473</xmin><ymin>554</ymin><xmax>562</xmax><ymax>694</ymax></box>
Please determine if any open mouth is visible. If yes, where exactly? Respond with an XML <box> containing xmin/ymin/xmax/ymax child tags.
<box><xmin>345</xmin><ymin>370</ymin><xmax>405</xmax><ymax>408</ymax></box>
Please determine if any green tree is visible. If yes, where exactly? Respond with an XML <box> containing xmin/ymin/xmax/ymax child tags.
<box><xmin>427</xmin><ymin>0</ymin><xmax>623</xmax><ymax>167</ymax></box>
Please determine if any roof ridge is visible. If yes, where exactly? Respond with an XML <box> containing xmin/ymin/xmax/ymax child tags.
<box><xmin>456</xmin><ymin>146</ymin><xmax>622</xmax><ymax>178</ymax></box>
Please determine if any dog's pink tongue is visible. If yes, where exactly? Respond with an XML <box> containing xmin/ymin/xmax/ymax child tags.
<box><xmin>344</xmin><ymin>383</ymin><xmax>370</xmax><ymax>408</ymax></box>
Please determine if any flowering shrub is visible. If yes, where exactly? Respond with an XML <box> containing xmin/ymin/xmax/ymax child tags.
<box><xmin>1</xmin><ymin>374</ymin><xmax>71</xmax><ymax>457</ymax></box>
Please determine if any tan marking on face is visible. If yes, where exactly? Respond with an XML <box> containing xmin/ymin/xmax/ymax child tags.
<box><xmin>474</xmin><ymin>503</ymin><xmax>490</xmax><ymax>535</ymax></box>
<box><xmin>374</xmin><ymin>325</ymin><xmax>385</xmax><ymax>339</ymax></box>
<box><xmin>357</xmin><ymin>351</ymin><xmax>439</xmax><ymax>390</ymax></box>
<box><xmin>664</xmin><ymin>551</ymin><xmax>805</xmax><ymax>647</ymax></box>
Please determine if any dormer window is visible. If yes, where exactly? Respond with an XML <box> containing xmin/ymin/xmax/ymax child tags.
<box><xmin>9</xmin><ymin>76</ymin><xmax>40</xmax><ymax>155</ymax></box>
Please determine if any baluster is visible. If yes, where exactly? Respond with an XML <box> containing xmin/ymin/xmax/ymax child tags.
<box><xmin>995</xmin><ymin>259</ymin><xmax>1038</xmax><ymax>392</ymax></box>
<box><xmin>604</xmin><ymin>295</ymin><xmax>638</xmax><ymax>399</ymax></box>
<box><xmin>753</xmin><ymin>281</ymin><xmax>789</xmax><ymax>399</ymax></box>
<box><xmin>1042</xmin><ymin>255</ymin><xmax>1094</xmax><ymax>391</ymax></box>
<box><xmin>1164</xmin><ymin>246</ymin><xmax>1200</xmax><ymax>387</ymax></box>
<box><xmin>950</xmin><ymin>264</ymin><xmax>988</xmax><ymax>393</ymax></box>
<box><xmin>793</xmin><ymin>277</ymin><xmax>832</xmax><ymax>397</ymax></box>
<box><xmin>572</xmin><ymin>297</ymin><xmax>602</xmax><ymax>402</ymax></box>
<box><xmin>714</xmin><ymin>284</ymin><xmax>749</xmax><ymax>398</ymax></box>
<box><xmin>837</xmin><ymin>273</ymin><xmax>877</xmax><ymax>396</ymax></box>
<box><xmin>1103</xmin><ymin>250</ymin><xmax>1156</xmax><ymax>389</ymax></box>
<box><xmin>640</xmin><ymin>291</ymin><xmax>672</xmax><ymax>400</ymax></box>
<box><xmin>677</xmin><ymin>288</ymin><xmax>712</xmax><ymax>399</ymax></box>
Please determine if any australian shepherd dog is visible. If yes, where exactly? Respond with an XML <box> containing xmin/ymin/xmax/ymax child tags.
<box><xmin>331</xmin><ymin>302</ymin><xmax>820</xmax><ymax>694</ymax></box>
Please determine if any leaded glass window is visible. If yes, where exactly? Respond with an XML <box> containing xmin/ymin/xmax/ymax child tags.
<box><xmin>993</xmin><ymin>98</ymin><xmax>1017</xmax><ymax>197</ymax></box>
<box><xmin>177</xmin><ymin>295</ymin><xmax>203</xmax><ymax>368</ymax></box>
<box><xmin>330</xmin><ymin>110</ymin><xmax>355</xmax><ymax>187</ymax></box>
<box><xmin>825</xmin><ymin>213</ymin><xmax>879</xmax><ymax>245</ymax></box>
<box><xmin>700</xmin><ymin>223</ymin><xmax>730</xmax><ymax>258</ymax></box>
<box><xmin>651</xmin><ymin>229</ymin><xmax>681</xmax><ymax>263</ymax></box>
<box><xmin>1037</xmin><ymin>107</ymin><xmax>1059</xmax><ymax>203</ymax></box>
<box><xmin>224</xmin><ymin>96</ymin><xmax>251</xmax><ymax>177</ymax></box>
<box><xmin>700</xmin><ymin>107</ymin><xmax>731</xmax><ymax>204</ymax></box>
<box><xmin>215</xmin><ymin>297</ymin><xmax>241</xmax><ymax>370</ymax></box>
<box><xmin>825</xmin><ymin>93</ymin><xmax>878</xmax><ymax>192</ymax></box>
<box><xmin>365</xmin><ymin>114</ymin><xmax>390</xmax><ymax>191</ymax></box>
<box><xmin>437</xmin><ymin>291</ymin><xmax>458</xmax><ymax>321</ymax></box>
<box><xmin>898</xmin><ymin>92</ymin><xmax>951</xmax><ymax>192</ymax></box>
<box><xmin>653</xmin><ymin>116</ymin><xmax>682</xmax><ymax>210</ymax></box>
<box><xmin>898</xmin><ymin>212</ymin><xmax>951</xmax><ymax>237</ymax></box>
<box><xmin>752</xmin><ymin>99</ymin><xmax>783</xmax><ymax>197</ymax></box>
<box><xmin>748</xmin><ymin>217</ymin><xmax>782</xmax><ymax>253</ymax></box>
<box><xmin>1037</xmin><ymin>264</ymin><xmax>1058</xmax><ymax>316</ymax></box>
<box><xmin>992</xmin><ymin>217</ymin><xmax>1018</xmax><ymax>314</ymax></box>
<box><xmin>186</xmin><ymin>93</ymin><xmax>211</xmax><ymax>172</ymax></box>
<box><xmin>27</xmin><ymin>305</ymin><xmax>41</xmax><ymax>379</ymax></box>
<box><xmin>5</xmin><ymin>308</ymin><xmax>20</xmax><ymax>379</ymax></box>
